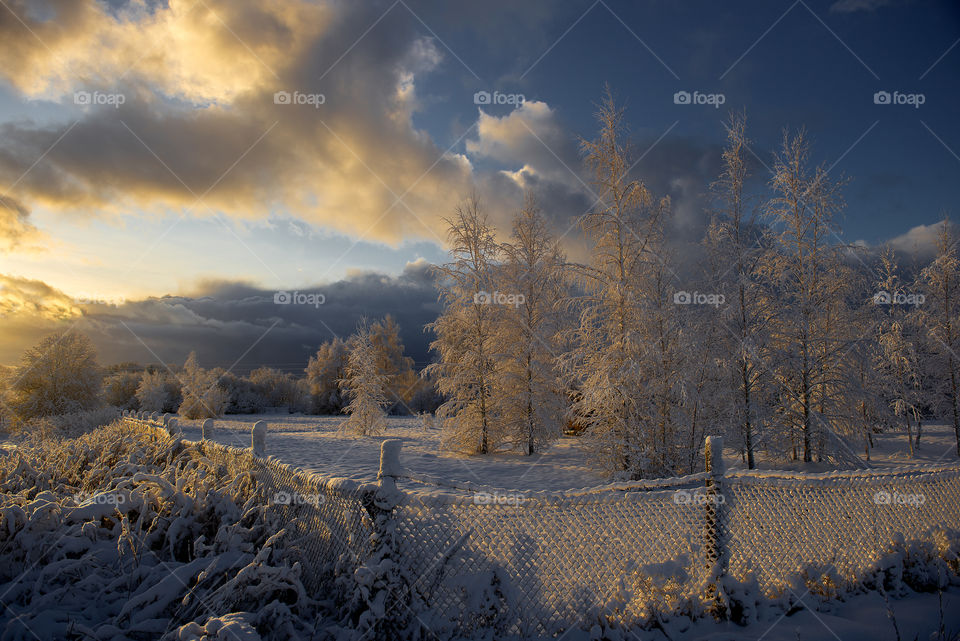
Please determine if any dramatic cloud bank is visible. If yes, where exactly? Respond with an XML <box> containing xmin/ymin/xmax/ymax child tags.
<box><xmin>0</xmin><ymin>261</ymin><xmax>440</xmax><ymax>368</ymax></box>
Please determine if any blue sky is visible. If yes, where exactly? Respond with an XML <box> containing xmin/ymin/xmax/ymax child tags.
<box><xmin>0</xmin><ymin>0</ymin><xmax>957</xmax><ymax>366</ymax></box>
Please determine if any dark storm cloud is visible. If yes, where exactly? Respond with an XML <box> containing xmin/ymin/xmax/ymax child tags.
<box><xmin>0</xmin><ymin>262</ymin><xmax>441</xmax><ymax>371</ymax></box>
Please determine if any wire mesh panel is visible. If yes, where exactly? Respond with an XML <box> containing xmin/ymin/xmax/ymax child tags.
<box><xmin>394</xmin><ymin>480</ymin><xmax>712</xmax><ymax>636</ymax></box>
<box><xmin>123</xmin><ymin>418</ymin><xmax>374</xmax><ymax>592</ymax></box>
<box><xmin>198</xmin><ymin>440</ymin><xmax>376</xmax><ymax>591</ymax></box>
<box><xmin>121</xmin><ymin>419</ymin><xmax>960</xmax><ymax>633</ymax></box>
<box><xmin>724</xmin><ymin>468</ymin><xmax>960</xmax><ymax>595</ymax></box>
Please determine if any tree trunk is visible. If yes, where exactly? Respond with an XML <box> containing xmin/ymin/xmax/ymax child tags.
<box><xmin>742</xmin><ymin>359</ymin><xmax>755</xmax><ymax>469</ymax></box>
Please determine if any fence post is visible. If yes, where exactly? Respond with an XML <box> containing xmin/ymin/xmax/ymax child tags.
<box><xmin>353</xmin><ymin>439</ymin><xmax>411</xmax><ymax>637</ymax></box>
<box><xmin>378</xmin><ymin>439</ymin><xmax>403</xmax><ymax>495</ymax></box>
<box><xmin>252</xmin><ymin>421</ymin><xmax>267</xmax><ymax>457</ymax></box>
<box><xmin>704</xmin><ymin>435</ymin><xmax>728</xmax><ymax>617</ymax></box>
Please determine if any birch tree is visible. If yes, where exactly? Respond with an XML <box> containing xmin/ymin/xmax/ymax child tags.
<box><xmin>562</xmin><ymin>88</ymin><xmax>675</xmax><ymax>478</ymax></box>
<box><xmin>340</xmin><ymin>320</ymin><xmax>389</xmax><ymax>436</ymax></box>
<box><xmin>425</xmin><ymin>194</ymin><xmax>503</xmax><ymax>454</ymax></box>
<box><xmin>369</xmin><ymin>315</ymin><xmax>418</xmax><ymax>414</ymax></box>
<box><xmin>496</xmin><ymin>195</ymin><xmax>568</xmax><ymax>454</ymax></box>
<box><xmin>873</xmin><ymin>245</ymin><xmax>922</xmax><ymax>455</ymax></box>
<box><xmin>7</xmin><ymin>332</ymin><xmax>102</xmax><ymax>421</ymax></box>
<box><xmin>305</xmin><ymin>338</ymin><xmax>349</xmax><ymax>414</ymax></box>
<box><xmin>704</xmin><ymin>112</ymin><xmax>773</xmax><ymax>468</ymax></box>
<box><xmin>179</xmin><ymin>352</ymin><xmax>228</xmax><ymax>419</ymax></box>
<box><xmin>919</xmin><ymin>218</ymin><xmax>960</xmax><ymax>457</ymax></box>
<box><xmin>761</xmin><ymin>129</ymin><xmax>854</xmax><ymax>462</ymax></box>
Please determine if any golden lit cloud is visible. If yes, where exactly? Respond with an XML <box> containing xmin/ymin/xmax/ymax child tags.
<box><xmin>0</xmin><ymin>274</ymin><xmax>80</xmax><ymax>320</ymax></box>
<box><xmin>0</xmin><ymin>0</ymin><xmax>330</xmax><ymax>104</ymax></box>
<box><xmin>0</xmin><ymin>0</ymin><xmax>474</xmax><ymax>246</ymax></box>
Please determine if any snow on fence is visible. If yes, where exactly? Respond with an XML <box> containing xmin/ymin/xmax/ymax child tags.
<box><xmin>120</xmin><ymin>414</ymin><xmax>960</xmax><ymax>635</ymax></box>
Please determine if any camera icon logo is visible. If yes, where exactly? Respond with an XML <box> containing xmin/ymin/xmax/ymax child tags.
<box><xmin>274</xmin><ymin>91</ymin><xmax>292</xmax><ymax>105</ymax></box>
<box><xmin>74</xmin><ymin>91</ymin><xmax>92</xmax><ymax>105</ymax></box>
<box><xmin>873</xmin><ymin>290</ymin><xmax>892</xmax><ymax>305</ymax></box>
<box><xmin>474</xmin><ymin>91</ymin><xmax>492</xmax><ymax>105</ymax></box>
<box><xmin>474</xmin><ymin>290</ymin><xmax>492</xmax><ymax>304</ymax></box>
<box><xmin>873</xmin><ymin>91</ymin><xmax>891</xmax><ymax>105</ymax></box>
<box><xmin>673</xmin><ymin>91</ymin><xmax>691</xmax><ymax>105</ymax></box>
<box><xmin>274</xmin><ymin>291</ymin><xmax>291</xmax><ymax>304</ymax></box>
<box><xmin>673</xmin><ymin>291</ymin><xmax>692</xmax><ymax>304</ymax></box>
<box><xmin>274</xmin><ymin>491</ymin><xmax>292</xmax><ymax>505</ymax></box>
<box><xmin>873</xmin><ymin>490</ymin><xmax>892</xmax><ymax>505</ymax></box>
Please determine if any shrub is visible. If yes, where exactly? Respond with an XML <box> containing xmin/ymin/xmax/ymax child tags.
<box><xmin>6</xmin><ymin>332</ymin><xmax>102</xmax><ymax>422</ymax></box>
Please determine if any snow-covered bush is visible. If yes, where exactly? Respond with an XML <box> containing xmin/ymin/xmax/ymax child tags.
<box><xmin>5</xmin><ymin>332</ymin><xmax>102</xmax><ymax>422</ymax></box>
<box><xmin>179</xmin><ymin>353</ymin><xmax>228</xmax><ymax>419</ymax></box>
<box><xmin>136</xmin><ymin>371</ymin><xmax>181</xmax><ymax>413</ymax></box>
<box><xmin>0</xmin><ymin>423</ymin><xmax>325</xmax><ymax>640</ymax></box>
<box><xmin>102</xmin><ymin>370</ymin><xmax>143</xmax><ymax>410</ymax></box>
<box><xmin>213</xmin><ymin>371</ymin><xmax>267</xmax><ymax>414</ymax></box>
<box><xmin>17</xmin><ymin>406</ymin><xmax>121</xmax><ymax>440</ymax></box>
<box><xmin>248</xmin><ymin>367</ymin><xmax>305</xmax><ymax>412</ymax></box>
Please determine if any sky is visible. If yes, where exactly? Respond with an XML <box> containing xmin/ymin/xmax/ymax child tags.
<box><xmin>0</xmin><ymin>0</ymin><xmax>958</xmax><ymax>369</ymax></box>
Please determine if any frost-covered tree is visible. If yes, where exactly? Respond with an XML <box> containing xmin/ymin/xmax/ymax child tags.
<box><xmin>212</xmin><ymin>370</ymin><xmax>265</xmax><ymax>414</ymax></box>
<box><xmin>249</xmin><ymin>367</ymin><xmax>303</xmax><ymax>411</ymax></box>
<box><xmin>340</xmin><ymin>320</ymin><xmax>389</xmax><ymax>436</ymax></box>
<box><xmin>6</xmin><ymin>332</ymin><xmax>102</xmax><ymax>421</ymax></box>
<box><xmin>425</xmin><ymin>194</ymin><xmax>503</xmax><ymax>454</ymax></box>
<box><xmin>704</xmin><ymin>112</ymin><xmax>774</xmax><ymax>468</ymax></box>
<box><xmin>761</xmin><ymin>129</ymin><xmax>858</xmax><ymax>463</ymax></box>
<box><xmin>495</xmin><ymin>195</ymin><xmax>568</xmax><ymax>454</ymax></box>
<box><xmin>305</xmin><ymin>338</ymin><xmax>349</xmax><ymax>414</ymax></box>
<box><xmin>137</xmin><ymin>370</ymin><xmax>180</xmax><ymax>412</ymax></box>
<box><xmin>919</xmin><ymin>218</ymin><xmax>960</xmax><ymax>457</ymax></box>
<box><xmin>102</xmin><ymin>369</ymin><xmax>142</xmax><ymax>410</ymax></box>
<box><xmin>369</xmin><ymin>315</ymin><xmax>418</xmax><ymax>414</ymax></box>
<box><xmin>873</xmin><ymin>246</ymin><xmax>922</xmax><ymax>456</ymax></box>
<box><xmin>561</xmin><ymin>89</ymin><xmax>679</xmax><ymax>478</ymax></box>
<box><xmin>178</xmin><ymin>352</ymin><xmax>227</xmax><ymax>419</ymax></box>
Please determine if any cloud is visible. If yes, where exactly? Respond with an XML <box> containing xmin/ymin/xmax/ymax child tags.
<box><xmin>0</xmin><ymin>0</ymin><xmax>732</xmax><ymax>260</ymax></box>
<box><xmin>0</xmin><ymin>0</ymin><xmax>475</xmax><ymax>245</ymax></box>
<box><xmin>886</xmin><ymin>220</ymin><xmax>950</xmax><ymax>260</ymax></box>
<box><xmin>0</xmin><ymin>196</ymin><xmax>43</xmax><ymax>250</ymax></box>
<box><xmin>0</xmin><ymin>274</ymin><xmax>80</xmax><ymax>320</ymax></box>
<box><xmin>0</xmin><ymin>263</ymin><xmax>441</xmax><ymax>369</ymax></box>
<box><xmin>467</xmin><ymin>101</ymin><xmax>580</xmax><ymax>182</ymax></box>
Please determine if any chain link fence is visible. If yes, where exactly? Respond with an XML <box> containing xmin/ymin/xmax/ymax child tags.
<box><xmin>122</xmin><ymin>414</ymin><xmax>960</xmax><ymax>635</ymax></box>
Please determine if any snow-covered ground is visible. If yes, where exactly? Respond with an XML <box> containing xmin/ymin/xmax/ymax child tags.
<box><xmin>3</xmin><ymin>417</ymin><xmax>959</xmax><ymax>640</ymax></box>
<box><xmin>663</xmin><ymin>587</ymin><xmax>960</xmax><ymax>641</ymax></box>
<box><xmin>175</xmin><ymin>413</ymin><xmax>960</xmax><ymax>490</ymax></box>
<box><xmin>176</xmin><ymin>413</ymin><xmax>607</xmax><ymax>490</ymax></box>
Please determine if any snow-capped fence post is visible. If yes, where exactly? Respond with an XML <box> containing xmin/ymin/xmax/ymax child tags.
<box><xmin>350</xmin><ymin>439</ymin><xmax>412</xmax><ymax>637</ymax></box>
<box><xmin>166</xmin><ymin>418</ymin><xmax>180</xmax><ymax>436</ymax></box>
<box><xmin>378</xmin><ymin>439</ymin><xmax>403</xmax><ymax>495</ymax></box>
<box><xmin>252</xmin><ymin>421</ymin><xmax>267</xmax><ymax>457</ymax></box>
<box><xmin>703</xmin><ymin>435</ymin><xmax>729</xmax><ymax>618</ymax></box>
